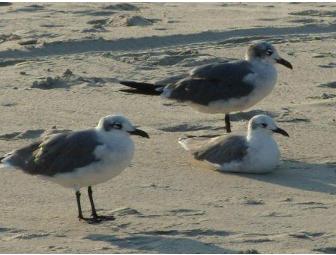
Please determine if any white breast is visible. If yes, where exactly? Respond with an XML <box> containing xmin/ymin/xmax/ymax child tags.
<box><xmin>244</xmin><ymin>134</ymin><xmax>280</xmax><ymax>173</ymax></box>
<box><xmin>52</xmin><ymin>132</ymin><xmax>135</xmax><ymax>190</ymax></box>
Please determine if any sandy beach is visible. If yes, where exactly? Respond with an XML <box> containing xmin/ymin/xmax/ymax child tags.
<box><xmin>0</xmin><ymin>2</ymin><xmax>336</xmax><ymax>253</ymax></box>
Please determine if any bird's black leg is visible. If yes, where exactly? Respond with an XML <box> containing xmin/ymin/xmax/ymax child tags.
<box><xmin>76</xmin><ymin>190</ymin><xmax>100</xmax><ymax>224</ymax></box>
<box><xmin>88</xmin><ymin>186</ymin><xmax>115</xmax><ymax>221</ymax></box>
<box><xmin>225</xmin><ymin>114</ymin><xmax>232</xmax><ymax>133</ymax></box>
<box><xmin>88</xmin><ymin>186</ymin><xmax>98</xmax><ymax>218</ymax></box>
<box><xmin>76</xmin><ymin>191</ymin><xmax>84</xmax><ymax>220</ymax></box>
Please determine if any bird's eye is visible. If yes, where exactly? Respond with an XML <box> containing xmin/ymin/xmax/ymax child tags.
<box><xmin>266</xmin><ymin>49</ymin><xmax>273</xmax><ymax>56</ymax></box>
<box><xmin>262</xmin><ymin>123</ymin><xmax>267</xmax><ymax>128</ymax></box>
<box><xmin>111</xmin><ymin>123</ymin><xmax>122</xmax><ymax>129</ymax></box>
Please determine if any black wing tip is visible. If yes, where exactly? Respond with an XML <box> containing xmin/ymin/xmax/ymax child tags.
<box><xmin>119</xmin><ymin>80</ymin><xmax>162</xmax><ymax>95</ymax></box>
<box><xmin>119</xmin><ymin>89</ymin><xmax>160</xmax><ymax>95</ymax></box>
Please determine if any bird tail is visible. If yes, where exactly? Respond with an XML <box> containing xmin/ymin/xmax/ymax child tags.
<box><xmin>178</xmin><ymin>135</ymin><xmax>220</xmax><ymax>153</ymax></box>
<box><xmin>119</xmin><ymin>81</ymin><xmax>163</xmax><ymax>95</ymax></box>
<box><xmin>178</xmin><ymin>136</ymin><xmax>208</xmax><ymax>152</ymax></box>
<box><xmin>0</xmin><ymin>142</ymin><xmax>40</xmax><ymax>172</ymax></box>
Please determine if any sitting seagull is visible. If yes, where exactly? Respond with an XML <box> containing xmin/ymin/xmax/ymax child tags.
<box><xmin>179</xmin><ymin>115</ymin><xmax>288</xmax><ymax>174</ymax></box>
<box><xmin>0</xmin><ymin>114</ymin><xmax>149</xmax><ymax>223</ymax></box>
<box><xmin>119</xmin><ymin>41</ymin><xmax>292</xmax><ymax>133</ymax></box>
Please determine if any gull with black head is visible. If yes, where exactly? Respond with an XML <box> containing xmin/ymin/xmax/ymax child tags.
<box><xmin>1</xmin><ymin>114</ymin><xmax>149</xmax><ymax>223</ymax></box>
<box><xmin>179</xmin><ymin>115</ymin><xmax>289</xmax><ymax>174</ymax></box>
<box><xmin>120</xmin><ymin>41</ymin><xmax>293</xmax><ymax>133</ymax></box>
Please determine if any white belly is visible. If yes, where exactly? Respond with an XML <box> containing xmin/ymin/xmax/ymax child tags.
<box><xmin>51</xmin><ymin>135</ymin><xmax>135</xmax><ymax>190</ymax></box>
<box><xmin>190</xmin><ymin>81</ymin><xmax>275</xmax><ymax>114</ymax></box>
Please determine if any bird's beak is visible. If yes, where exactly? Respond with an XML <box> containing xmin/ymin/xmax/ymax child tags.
<box><xmin>272</xmin><ymin>127</ymin><xmax>289</xmax><ymax>137</ymax></box>
<box><xmin>128</xmin><ymin>128</ymin><xmax>150</xmax><ymax>138</ymax></box>
<box><xmin>276</xmin><ymin>58</ymin><xmax>293</xmax><ymax>70</ymax></box>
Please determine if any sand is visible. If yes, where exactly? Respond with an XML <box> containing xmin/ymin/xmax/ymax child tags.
<box><xmin>0</xmin><ymin>2</ymin><xmax>336</xmax><ymax>253</ymax></box>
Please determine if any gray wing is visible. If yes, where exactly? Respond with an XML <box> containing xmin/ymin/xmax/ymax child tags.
<box><xmin>193</xmin><ymin>135</ymin><xmax>248</xmax><ymax>165</ymax></box>
<box><xmin>3</xmin><ymin>130</ymin><xmax>102</xmax><ymax>176</ymax></box>
<box><xmin>190</xmin><ymin>60</ymin><xmax>252</xmax><ymax>80</ymax></box>
<box><xmin>166</xmin><ymin>60</ymin><xmax>254</xmax><ymax>105</ymax></box>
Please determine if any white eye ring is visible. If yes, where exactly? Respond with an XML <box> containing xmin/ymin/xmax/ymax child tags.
<box><xmin>112</xmin><ymin>123</ymin><xmax>122</xmax><ymax>129</ymax></box>
<box><xmin>266</xmin><ymin>49</ymin><xmax>273</xmax><ymax>56</ymax></box>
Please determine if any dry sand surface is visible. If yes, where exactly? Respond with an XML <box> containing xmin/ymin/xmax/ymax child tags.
<box><xmin>0</xmin><ymin>2</ymin><xmax>336</xmax><ymax>253</ymax></box>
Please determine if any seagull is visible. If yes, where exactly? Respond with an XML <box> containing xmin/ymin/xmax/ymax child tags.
<box><xmin>178</xmin><ymin>114</ymin><xmax>289</xmax><ymax>174</ymax></box>
<box><xmin>0</xmin><ymin>114</ymin><xmax>149</xmax><ymax>223</ymax></box>
<box><xmin>119</xmin><ymin>41</ymin><xmax>292</xmax><ymax>133</ymax></box>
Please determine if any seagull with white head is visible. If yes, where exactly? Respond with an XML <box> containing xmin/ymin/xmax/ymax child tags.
<box><xmin>1</xmin><ymin>114</ymin><xmax>149</xmax><ymax>223</ymax></box>
<box><xmin>179</xmin><ymin>115</ymin><xmax>288</xmax><ymax>174</ymax></box>
<box><xmin>119</xmin><ymin>41</ymin><xmax>293</xmax><ymax>133</ymax></box>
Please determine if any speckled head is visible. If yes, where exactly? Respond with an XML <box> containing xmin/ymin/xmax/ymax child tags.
<box><xmin>246</xmin><ymin>41</ymin><xmax>293</xmax><ymax>69</ymax></box>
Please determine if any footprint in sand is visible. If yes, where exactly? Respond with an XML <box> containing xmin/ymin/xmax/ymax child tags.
<box><xmin>289</xmin><ymin>231</ymin><xmax>325</xmax><ymax>240</ymax></box>
<box><xmin>13</xmin><ymin>4</ymin><xmax>45</xmax><ymax>12</ymax></box>
<box><xmin>103</xmin><ymin>3</ymin><xmax>139</xmax><ymax>11</ymax></box>
<box><xmin>31</xmin><ymin>69</ymin><xmax>112</xmax><ymax>90</ymax></box>
<box><xmin>318</xmin><ymin>62</ymin><xmax>336</xmax><ymax>69</ymax></box>
<box><xmin>5</xmin><ymin>232</ymin><xmax>49</xmax><ymax>241</ymax></box>
<box><xmin>113</xmin><ymin>14</ymin><xmax>159</xmax><ymax>27</ymax></box>
<box><xmin>319</xmin><ymin>81</ymin><xmax>336</xmax><ymax>89</ymax></box>
<box><xmin>139</xmin><ymin>228</ymin><xmax>233</xmax><ymax>238</ymax></box>
<box><xmin>107</xmin><ymin>207</ymin><xmax>142</xmax><ymax>217</ymax></box>
<box><xmin>295</xmin><ymin>201</ymin><xmax>330</xmax><ymax>210</ymax></box>
<box><xmin>308</xmin><ymin>93</ymin><xmax>336</xmax><ymax>100</ymax></box>
<box><xmin>1</xmin><ymin>100</ymin><xmax>17</xmax><ymax>107</ymax></box>
<box><xmin>260</xmin><ymin>211</ymin><xmax>293</xmax><ymax>217</ymax></box>
<box><xmin>289</xmin><ymin>18</ymin><xmax>319</xmax><ymax>24</ymax></box>
<box><xmin>167</xmin><ymin>209</ymin><xmax>206</xmax><ymax>216</ymax></box>
<box><xmin>276</xmin><ymin>108</ymin><xmax>310</xmax><ymax>123</ymax></box>
<box><xmin>243</xmin><ymin>199</ymin><xmax>265</xmax><ymax>205</ymax></box>
<box><xmin>313</xmin><ymin>247</ymin><xmax>336</xmax><ymax>253</ymax></box>
<box><xmin>1</xmin><ymin>228</ymin><xmax>50</xmax><ymax>241</ymax></box>
<box><xmin>0</xmin><ymin>129</ymin><xmax>45</xmax><ymax>140</ymax></box>
<box><xmin>289</xmin><ymin>10</ymin><xmax>336</xmax><ymax>17</ymax></box>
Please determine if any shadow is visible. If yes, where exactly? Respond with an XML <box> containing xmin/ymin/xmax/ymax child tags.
<box><xmin>319</xmin><ymin>81</ymin><xmax>336</xmax><ymax>88</ymax></box>
<box><xmin>85</xmin><ymin>233</ymin><xmax>237</xmax><ymax>253</ymax></box>
<box><xmin>0</xmin><ymin>24</ymin><xmax>335</xmax><ymax>59</ymax></box>
<box><xmin>0</xmin><ymin>2</ymin><xmax>12</xmax><ymax>6</ymax></box>
<box><xmin>158</xmin><ymin>109</ymin><xmax>276</xmax><ymax>133</ymax></box>
<box><xmin>313</xmin><ymin>247</ymin><xmax>336</xmax><ymax>254</ymax></box>
<box><xmin>137</xmin><ymin>229</ymin><xmax>233</xmax><ymax>237</ymax></box>
<box><xmin>159</xmin><ymin>123</ymin><xmax>223</xmax><ymax>133</ymax></box>
<box><xmin>240</xmin><ymin>160</ymin><xmax>336</xmax><ymax>194</ymax></box>
<box><xmin>0</xmin><ymin>129</ymin><xmax>45</xmax><ymax>140</ymax></box>
<box><xmin>230</xmin><ymin>110</ymin><xmax>277</xmax><ymax>121</ymax></box>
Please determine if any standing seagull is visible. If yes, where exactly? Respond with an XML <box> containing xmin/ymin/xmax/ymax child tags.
<box><xmin>179</xmin><ymin>115</ymin><xmax>289</xmax><ymax>174</ymax></box>
<box><xmin>0</xmin><ymin>114</ymin><xmax>149</xmax><ymax>223</ymax></box>
<box><xmin>119</xmin><ymin>41</ymin><xmax>292</xmax><ymax>133</ymax></box>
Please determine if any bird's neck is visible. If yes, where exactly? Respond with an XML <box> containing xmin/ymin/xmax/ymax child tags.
<box><xmin>248</xmin><ymin>58</ymin><xmax>278</xmax><ymax>90</ymax></box>
<box><xmin>247</xmin><ymin>130</ymin><xmax>275</xmax><ymax>149</ymax></box>
<box><xmin>247</xmin><ymin>57</ymin><xmax>273</xmax><ymax>68</ymax></box>
<box><xmin>95</xmin><ymin>128</ymin><xmax>131</xmax><ymax>144</ymax></box>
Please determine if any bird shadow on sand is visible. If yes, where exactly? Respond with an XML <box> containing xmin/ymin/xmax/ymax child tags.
<box><xmin>84</xmin><ymin>233</ymin><xmax>237</xmax><ymax>253</ymax></box>
<box><xmin>238</xmin><ymin>160</ymin><xmax>336</xmax><ymax>194</ymax></box>
<box><xmin>158</xmin><ymin>110</ymin><xmax>275</xmax><ymax>133</ymax></box>
<box><xmin>158</xmin><ymin>109</ymin><xmax>282</xmax><ymax>134</ymax></box>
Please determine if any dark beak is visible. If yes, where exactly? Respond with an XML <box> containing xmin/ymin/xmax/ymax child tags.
<box><xmin>272</xmin><ymin>127</ymin><xmax>289</xmax><ymax>137</ymax></box>
<box><xmin>276</xmin><ymin>58</ymin><xmax>293</xmax><ymax>70</ymax></box>
<box><xmin>128</xmin><ymin>128</ymin><xmax>150</xmax><ymax>138</ymax></box>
